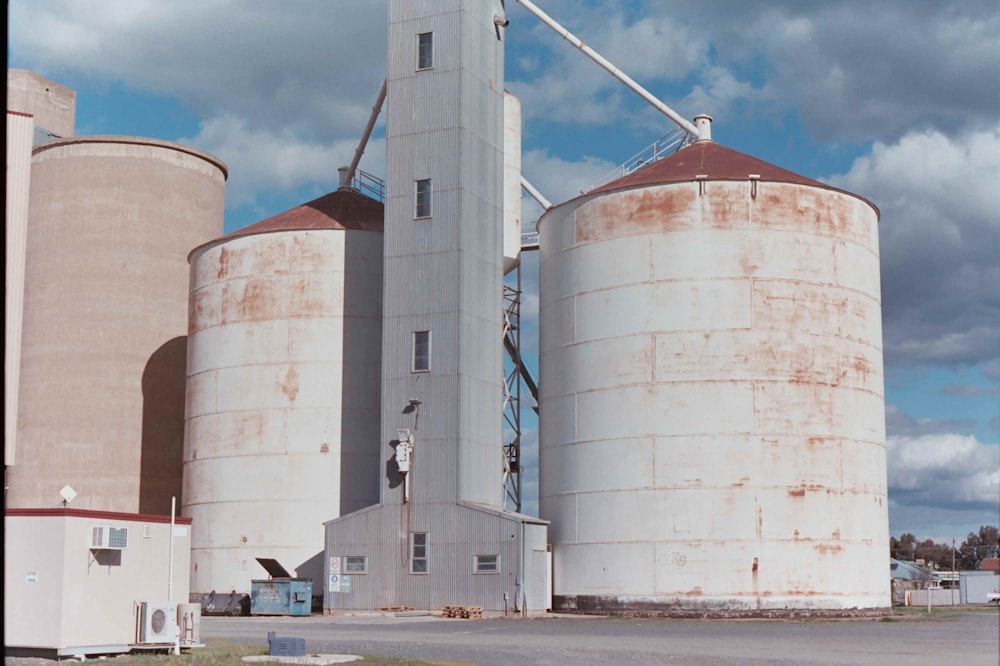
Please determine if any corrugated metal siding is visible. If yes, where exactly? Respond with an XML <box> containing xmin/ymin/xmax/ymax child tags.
<box><xmin>327</xmin><ymin>0</ymin><xmax>509</xmax><ymax>612</ymax></box>
<box><xmin>4</xmin><ymin>112</ymin><xmax>33</xmax><ymax>467</ymax></box>
<box><xmin>325</xmin><ymin>503</ymin><xmax>527</xmax><ymax>611</ymax></box>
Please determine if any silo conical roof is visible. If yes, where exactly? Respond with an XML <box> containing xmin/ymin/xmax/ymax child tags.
<box><xmin>189</xmin><ymin>188</ymin><xmax>384</xmax><ymax>260</ymax></box>
<box><xmin>589</xmin><ymin>141</ymin><xmax>874</xmax><ymax>215</ymax></box>
<box><xmin>225</xmin><ymin>188</ymin><xmax>384</xmax><ymax>239</ymax></box>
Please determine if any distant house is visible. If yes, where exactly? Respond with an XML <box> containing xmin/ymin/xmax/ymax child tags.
<box><xmin>889</xmin><ymin>558</ymin><xmax>934</xmax><ymax>605</ymax></box>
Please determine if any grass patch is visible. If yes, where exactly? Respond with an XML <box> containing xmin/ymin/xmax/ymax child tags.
<box><xmin>102</xmin><ymin>646</ymin><xmax>457</xmax><ymax>666</ymax></box>
<box><xmin>4</xmin><ymin>645</ymin><xmax>457</xmax><ymax>666</ymax></box>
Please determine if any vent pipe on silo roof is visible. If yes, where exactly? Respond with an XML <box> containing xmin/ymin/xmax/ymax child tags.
<box><xmin>694</xmin><ymin>114</ymin><xmax>713</xmax><ymax>142</ymax></box>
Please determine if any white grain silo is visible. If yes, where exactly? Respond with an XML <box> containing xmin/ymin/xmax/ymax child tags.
<box><xmin>10</xmin><ymin>136</ymin><xmax>226</xmax><ymax>514</ymax></box>
<box><xmin>537</xmin><ymin>134</ymin><xmax>888</xmax><ymax>613</ymax></box>
<box><xmin>183</xmin><ymin>188</ymin><xmax>384</xmax><ymax>596</ymax></box>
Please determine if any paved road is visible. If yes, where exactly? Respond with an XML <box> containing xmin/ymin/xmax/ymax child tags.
<box><xmin>200</xmin><ymin>609</ymin><xmax>1000</xmax><ymax>665</ymax></box>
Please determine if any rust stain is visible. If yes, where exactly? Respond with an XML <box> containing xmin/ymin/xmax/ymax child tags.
<box><xmin>793</xmin><ymin>529</ymin><xmax>800</xmax><ymax>540</ymax></box>
<box><xmin>756</xmin><ymin>505</ymin><xmax>763</xmax><ymax>539</ymax></box>
<box><xmin>752</xmin><ymin>557</ymin><xmax>759</xmax><ymax>596</ymax></box>
<box><xmin>217</xmin><ymin>246</ymin><xmax>229</xmax><ymax>278</ymax></box>
<box><xmin>575</xmin><ymin>187</ymin><xmax>698</xmax><ymax>243</ymax></box>
<box><xmin>290</xmin><ymin>234</ymin><xmax>327</xmax><ymax>269</ymax></box>
<box><xmin>832</xmin><ymin>528</ymin><xmax>841</xmax><ymax>540</ymax></box>
<box><xmin>189</xmin><ymin>287</ymin><xmax>219</xmax><ymax>331</ymax></box>
<box><xmin>278</xmin><ymin>366</ymin><xmax>300</xmax><ymax>402</ymax></box>
<box><xmin>815</xmin><ymin>543</ymin><xmax>842</xmax><ymax>554</ymax></box>
<box><xmin>854</xmin><ymin>356</ymin><xmax>871</xmax><ymax>380</ymax></box>
<box><xmin>787</xmin><ymin>488</ymin><xmax>806</xmax><ymax>497</ymax></box>
<box><xmin>237</xmin><ymin>280</ymin><xmax>271</xmax><ymax>320</ymax></box>
<box><xmin>687</xmin><ymin>587</ymin><xmax>703</xmax><ymax>596</ymax></box>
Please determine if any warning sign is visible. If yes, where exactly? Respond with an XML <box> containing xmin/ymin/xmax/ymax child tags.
<box><xmin>330</xmin><ymin>557</ymin><xmax>341</xmax><ymax>573</ymax></box>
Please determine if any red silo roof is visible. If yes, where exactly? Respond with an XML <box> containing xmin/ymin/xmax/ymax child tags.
<box><xmin>590</xmin><ymin>141</ymin><xmax>827</xmax><ymax>195</ymax></box>
<box><xmin>188</xmin><ymin>188</ymin><xmax>384</xmax><ymax>261</ymax></box>
<box><xmin>225</xmin><ymin>188</ymin><xmax>384</xmax><ymax>240</ymax></box>
<box><xmin>582</xmin><ymin>140</ymin><xmax>877</xmax><ymax>217</ymax></box>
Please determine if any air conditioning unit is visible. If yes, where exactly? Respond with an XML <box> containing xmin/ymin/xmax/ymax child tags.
<box><xmin>138</xmin><ymin>601</ymin><xmax>178</xmax><ymax>644</ymax></box>
<box><xmin>90</xmin><ymin>525</ymin><xmax>128</xmax><ymax>550</ymax></box>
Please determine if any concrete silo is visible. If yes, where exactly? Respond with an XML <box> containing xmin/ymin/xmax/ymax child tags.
<box><xmin>183</xmin><ymin>188</ymin><xmax>384</xmax><ymax>596</ymax></box>
<box><xmin>537</xmin><ymin>134</ymin><xmax>888</xmax><ymax>613</ymax></box>
<box><xmin>10</xmin><ymin>136</ymin><xmax>225</xmax><ymax>513</ymax></box>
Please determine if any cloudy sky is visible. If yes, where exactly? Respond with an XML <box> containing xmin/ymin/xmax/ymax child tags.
<box><xmin>10</xmin><ymin>0</ymin><xmax>998</xmax><ymax>541</ymax></box>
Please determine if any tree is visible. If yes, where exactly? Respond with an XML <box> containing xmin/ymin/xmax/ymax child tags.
<box><xmin>891</xmin><ymin>533</ymin><xmax>918</xmax><ymax>560</ymax></box>
<box><xmin>978</xmin><ymin>525</ymin><xmax>999</xmax><ymax>559</ymax></box>
<box><xmin>957</xmin><ymin>525</ymin><xmax>999</xmax><ymax>570</ymax></box>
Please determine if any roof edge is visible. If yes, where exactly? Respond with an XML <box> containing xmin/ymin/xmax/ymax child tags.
<box><xmin>6</xmin><ymin>507</ymin><xmax>194</xmax><ymax>524</ymax></box>
<box><xmin>538</xmin><ymin>174</ymin><xmax>880</xmax><ymax>235</ymax></box>
<box><xmin>32</xmin><ymin>134</ymin><xmax>228</xmax><ymax>180</ymax></box>
<box><xmin>186</xmin><ymin>218</ymin><xmax>382</xmax><ymax>264</ymax></box>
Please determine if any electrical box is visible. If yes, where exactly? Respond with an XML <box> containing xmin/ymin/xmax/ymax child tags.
<box><xmin>267</xmin><ymin>631</ymin><xmax>306</xmax><ymax>657</ymax></box>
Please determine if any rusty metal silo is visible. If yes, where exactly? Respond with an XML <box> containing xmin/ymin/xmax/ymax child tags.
<box><xmin>537</xmin><ymin>138</ymin><xmax>888</xmax><ymax>613</ymax></box>
<box><xmin>10</xmin><ymin>136</ymin><xmax>225</xmax><ymax>513</ymax></box>
<box><xmin>183</xmin><ymin>189</ymin><xmax>384</xmax><ymax>596</ymax></box>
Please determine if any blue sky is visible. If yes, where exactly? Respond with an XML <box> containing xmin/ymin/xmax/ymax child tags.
<box><xmin>10</xmin><ymin>0</ymin><xmax>998</xmax><ymax>542</ymax></box>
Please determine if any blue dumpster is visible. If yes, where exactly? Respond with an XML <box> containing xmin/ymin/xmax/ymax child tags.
<box><xmin>250</xmin><ymin>558</ymin><xmax>313</xmax><ymax>616</ymax></box>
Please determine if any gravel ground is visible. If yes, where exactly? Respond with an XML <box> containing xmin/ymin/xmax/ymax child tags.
<box><xmin>191</xmin><ymin>608</ymin><xmax>1000</xmax><ymax>665</ymax></box>
<box><xmin>7</xmin><ymin>609</ymin><xmax>996</xmax><ymax>665</ymax></box>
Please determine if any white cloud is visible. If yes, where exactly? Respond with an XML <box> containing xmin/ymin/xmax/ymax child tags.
<box><xmin>887</xmin><ymin>433</ymin><xmax>1000</xmax><ymax>511</ymax></box>
<box><xmin>521</xmin><ymin>148</ymin><xmax>617</xmax><ymax>207</ymax></box>
<box><xmin>180</xmin><ymin>115</ymin><xmax>384</xmax><ymax>207</ymax></box>
<box><xmin>827</xmin><ymin>124</ymin><xmax>1000</xmax><ymax>370</ymax></box>
<box><xmin>10</xmin><ymin>0</ymin><xmax>388</xmax><ymax>210</ymax></box>
<box><xmin>510</xmin><ymin>1</ymin><xmax>1000</xmax><ymax>142</ymax></box>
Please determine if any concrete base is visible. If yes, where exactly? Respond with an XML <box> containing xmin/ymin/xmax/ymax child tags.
<box><xmin>554</xmin><ymin>595</ymin><xmax>890</xmax><ymax>618</ymax></box>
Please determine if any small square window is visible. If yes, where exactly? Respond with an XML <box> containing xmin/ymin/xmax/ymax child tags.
<box><xmin>415</xmin><ymin>178</ymin><xmax>432</xmax><ymax>218</ymax></box>
<box><xmin>474</xmin><ymin>554</ymin><xmax>499</xmax><ymax>574</ymax></box>
<box><xmin>410</xmin><ymin>532</ymin><xmax>428</xmax><ymax>574</ymax></box>
<box><xmin>344</xmin><ymin>556</ymin><xmax>367</xmax><ymax>574</ymax></box>
<box><xmin>417</xmin><ymin>32</ymin><xmax>433</xmax><ymax>70</ymax></box>
<box><xmin>413</xmin><ymin>330</ymin><xmax>431</xmax><ymax>372</ymax></box>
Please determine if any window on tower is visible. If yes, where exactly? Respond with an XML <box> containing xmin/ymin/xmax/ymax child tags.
<box><xmin>410</xmin><ymin>532</ymin><xmax>428</xmax><ymax>573</ymax></box>
<box><xmin>413</xmin><ymin>330</ymin><xmax>431</xmax><ymax>372</ymax></box>
<box><xmin>415</xmin><ymin>178</ymin><xmax>432</xmax><ymax>218</ymax></box>
<box><xmin>417</xmin><ymin>32</ymin><xmax>433</xmax><ymax>70</ymax></box>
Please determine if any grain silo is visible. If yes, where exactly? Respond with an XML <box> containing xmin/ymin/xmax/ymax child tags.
<box><xmin>183</xmin><ymin>188</ymin><xmax>384</xmax><ymax>596</ymax></box>
<box><xmin>537</xmin><ymin>129</ymin><xmax>889</xmax><ymax>613</ymax></box>
<box><xmin>10</xmin><ymin>136</ymin><xmax>225</xmax><ymax>514</ymax></box>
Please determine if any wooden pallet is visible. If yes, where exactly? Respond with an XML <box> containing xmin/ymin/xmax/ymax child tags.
<box><xmin>441</xmin><ymin>604</ymin><xmax>483</xmax><ymax>619</ymax></box>
<box><xmin>378</xmin><ymin>606</ymin><xmax>414</xmax><ymax>612</ymax></box>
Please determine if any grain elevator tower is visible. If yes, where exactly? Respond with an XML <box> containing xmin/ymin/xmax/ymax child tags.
<box><xmin>323</xmin><ymin>0</ymin><xmax>550</xmax><ymax>613</ymax></box>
